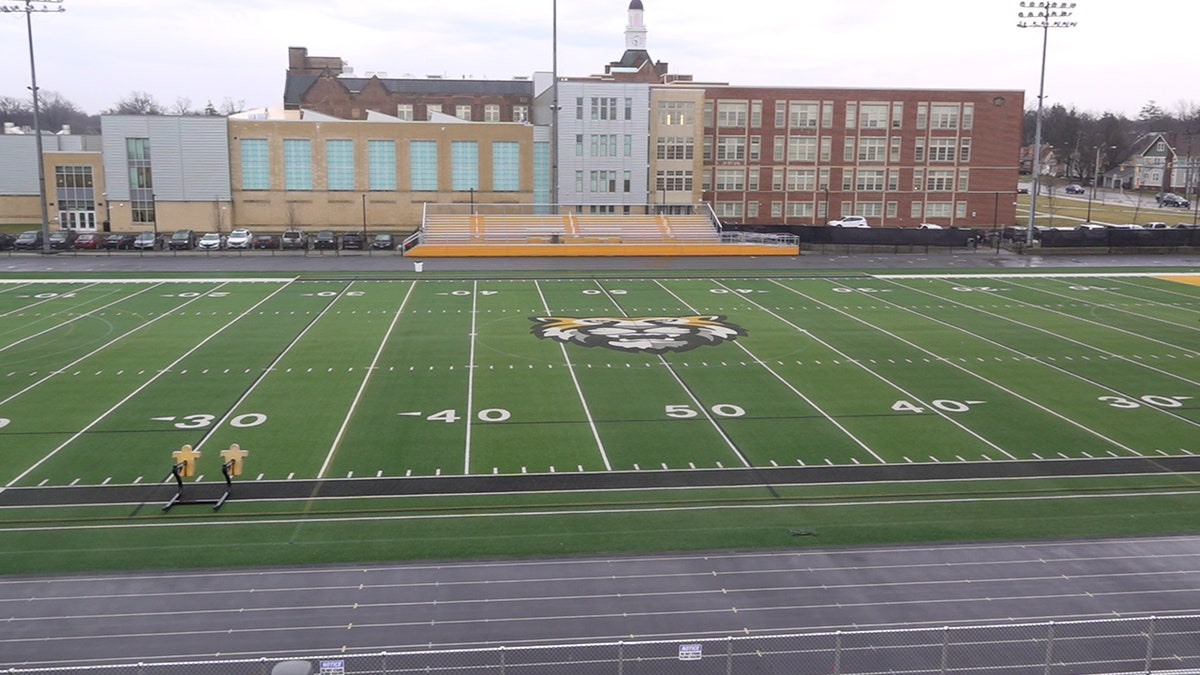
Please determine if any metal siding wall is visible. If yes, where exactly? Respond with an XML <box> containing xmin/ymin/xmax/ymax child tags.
<box><xmin>555</xmin><ymin>81</ymin><xmax>650</xmax><ymax>206</ymax></box>
<box><xmin>173</xmin><ymin>117</ymin><xmax>231</xmax><ymax>201</ymax></box>
<box><xmin>0</xmin><ymin>136</ymin><xmax>39</xmax><ymax>194</ymax></box>
<box><xmin>99</xmin><ymin>116</ymin><xmax>231</xmax><ymax>201</ymax></box>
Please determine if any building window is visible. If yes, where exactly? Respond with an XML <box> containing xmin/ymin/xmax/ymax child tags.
<box><xmin>656</xmin><ymin>136</ymin><xmax>694</xmax><ymax>160</ymax></box>
<box><xmin>656</xmin><ymin>169</ymin><xmax>693</xmax><ymax>192</ymax></box>
<box><xmin>658</xmin><ymin>100</ymin><xmax>694</xmax><ymax>125</ymax></box>
<box><xmin>786</xmin><ymin>202</ymin><xmax>813</xmax><ymax>218</ymax></box>
<box><xmin>452</xmin><ymin>105</ymin><xmax>470</xmax><ymax>121</ymax></box>
<box><xmin>786</xmin><ymin>168</ymin><xmax>816</xmax><ymax>191</ymax></box>
<box><xmin>481</xmin><ymin>104</ymin><xmax>499</xmax><ymax>122</ymax></box>
<box><xmin>54</xmin><ymin>165</ymin><xmax>94</xmax><ymax>221</ymax></box>
<box><xmin>126</xmin><ymin>137</ymin><xmax>155</xmax><ymax>222</ymax></box>
<box><xmin>591</xmin><ymin>97</ymin><xmax>618</xmax><ymax>120</ymax></box>
<box><xmin>845</xmin><ymin>103</ymin><xmax>857</xmax><ymax>129</ymax></box>
<box><xmin>409</xmin><ymin>140</ymin><xmax>438</xmax><ymax>191</ymax></box>
<box><xmin>926</xmin><ymin>169</ymin><xmax>955</xmax><ymax>191</ymax></box>
<box><xmin>513</xmin><ymin>105</ymin><xmax>529</xmax><ymax>123</ymax></box>
<box><xmin>890</xmin><ymin>137</ymin><xmax>902</xmax><ymax>163</ymax></box>
<box><xmin>396</xmin><ymin>104</ymin><xmax>413</xmax><ymax>121</ymax></box>
<box><xmin>774</xmin><ymin>101</ymin><xmax>786</xmax><ymax>128</ymax></box>
<box><xmin>888</xmin><ymin>169</ymin><xmax>899</xmax><ymax>191</ymax></box>
<box><xmin>820</xmin><ymin>137</ymin><xmax>832</xmax><ymax>163</ymax></box>
<box><xmin>931</xmin><ymin>104</ymin><xmax>958</xmax><ymax>129</ymax></box>
<box><xmin>962</xmin><ymin>103</ymin><xmax>974</xmax><ymax>130</ymax></box>
<box><xmin>367</xmin><ymin>140</ymin><xmax>395</xmax><ymax>191</ymax></box>
<box><xmin>716</xmin><ymin>201</ymin><xmax>743</xmax><ymax>217</ymax></box>
<box><xmin>623</xmin><ymin>170</ymin><xmax>631</xmax><ymax>192</ymax></box>
<box><xmin>624</xmin><ymin>134</ymin><xmax>633</xmax><ymax>157</ymax></box>
<box><xmin>715</xmin><ymin>168</ymin><xmax>744</xmax><ymax>191</ymax></box>
<box><xmin>916</xmin><ymin>103</ymin><xmax>928</xmax><ymax>130</ymax></box>
<box><xmin>748</xmin><ymin>168</ymin><xmax>759</xmax><ymax>191</ymax></box>
<box><xmin>771</xmin><ymin>201</ymin><xmax>782</xmax><ymax>217</ymax></box>
<box><xmin>717</xmin><ymin>101</ymin><xmax>747</xmax><ymax>127</ymax></box>
<box><xmin>891</xmin><ymin>102</ymin><xmax>903</xmax><ymax>128</ymax></box>
<box><xmin>789</xmin><ymin>102</ymin><xmax>818</xmax><ymax>128</ymax></box>
<box><xmin>822</xmin><ymin>101</ymin><xmax>834</xmax><ymax>128</ymax></box>
<box><xmin>575</xmin><ymin>134</ymin><xmax>584</xmax><ymax>157</ymax></box>
<box><xmin>788</xmin><ymin>136</ymin><xmax>816</xmax><ymax>162</ymax></box>
<box><xmin>750</xmin><ymin>101</ymin><xmax>762</xmax><ymax>128</ymax></box>
<box><xmin>748</xmin><ymin>200</ymin><xmax>759</xmax><ymax>218</ymax></box>
<box><xmin>857</xmin><ymin>138</ymin><xmax>887</xmax><ymax>162</ymax></box>
<box><xmin>859</xmin><ymin>103</ymin><xmax>888</xmax><ymax>128</ymax></box>
<box><xmin>283</xmin><ymin>139</ymin><xmax>312</xmax><ymax>191</ymax></box>
<box><xmin>773</xmin><ymin>136</ymin><xmax>784</xmax><ymax>162</ymax></box>
<box><xmin>959</xmin><ymin>138</ymin><xmax>972</xmax><ymax>162</ymax></box>
<box><xmin>575</xmin><ymin>97</ymin><xmax>584</xmax><ymax>120</ymax></box>
<box><xmin>451</xmin><ymin>141</ymin><xmax>479</xmax><ymax>191</ymax></box>
<box><xmin>915</xmin><ymin>138</ymin><xmax>926</xmax><ymax>162</ymax></box>
<box><xmin>749</xmin><ymin>135</ymin><xmax>761</xmax><ymax>162</ymax></box>
<box><xmin>240</xmin><ymin>138</ymin><xmax>269</xmax><ymax>190</ymax></box>
<box><xmin>492</xmin><ymin>141</ymin><xmax>519</xmax><ymax>191</ymax></box>
<box><xmin>716</xmin><ymin>135</ymin><xmax>745</xmax><ymax>161</ymax></box>
<box><xmin>590</xmin><ymin>170</ymin><xmax>618</xmax><ymax>193</ymax></box>
<box><xmin>929</xmin><ymin>138</ymin><xmax>957</xmax><ymax>162</ymax></box>
<box><xmin>624</xmin><ymin>97</ymin><xmax>633</xmax><ymax>121</ymax></box>
<box><xmin>326</xmin><ymin>139</ymin><xmax>355</xmax><ymax>191</ymax></box>
<box><xmin>957</xmin><ymin>169</ymin><xmax>969</xmax><ymax>192</ymax></box>
<box><xmin>926</xmin><ymin>201</ymin><xmax>953</xmax><ymax>218</ymax></box>
<box><xmin>843</xmin><ymin>137</ymin><xmax>855</xmax><ymax>162</ymax></box>
<box><xmin>856</xmin><ymin>169</ymin><xmax>885</xmax><ymax>191</ymax></box>
<box><xmin>772</xmin><ymin>167</ymin><xmax>784</xmax><ymax>191</ymax></box>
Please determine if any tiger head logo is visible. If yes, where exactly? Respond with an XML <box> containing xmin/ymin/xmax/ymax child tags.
<box><xmin>530</xmin><ymin>315</ymin><xmax>747</xmax><ymax>354</ymax></box>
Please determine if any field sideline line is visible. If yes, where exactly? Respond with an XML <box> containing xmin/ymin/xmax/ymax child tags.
<box><xmin>734</xmin><ymin>279</ymin><xmax>1017</xmax><ymax>460</ymax></box>
<box><xmin>463</xmin><ymin>280</ymin><xmax>480</xmax><ymax>474</ymax></box>
<box><xmin>318</xmin><ymin>280</ymin><xmax>418</xmax><ymax>479</ymax></box>
<box><xmin>871</xmin><ymin>272</ymin><xmax>1200</xmax><ymax>280</ymax></box>
<box><xmin>859</xmin><ymin>278</ymin><xmax>1147</xmax><ymax>453</ymax></box>
<box><xmin>0</xmin><ymin>278</ymin><xmax>294</xmax><ymax>285</ymax></box>
<box><xmin>0</xmin><ymin>282</ymin><xmax>162</xmax><ymax>356</ymax></box>
<box><xmin>656</xmin><ymin>279</ymin><xmax>885</xmax><ymax>463</ymax></box>
<box><xmin>2</xmin><ymin>488</ymin><xmax>1195</xmax><ymax>534</ymax></box>
<box><xmin>534</xmin><ymin>281</ymin><xmax>611</xmax><ymax>470</ymax></box>
<box><xmin>913</xmin><ymin>278</ymin><xmax>1200</xmax><ymax>427</ymax></box>
<box><xmin>4</xmin><ymin>281</ymin><xmax>295</xmax><ymax>488</ymax></box>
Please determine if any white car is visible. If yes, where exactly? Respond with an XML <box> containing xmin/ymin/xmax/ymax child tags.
<box><xmin>917</xmin><ymin>223</ymin><xmax>943</xmax><ymax>229</ymax></box>
<box><xmin>225</xmin><ymin>229</ymin><xmax>253</xmax><ymax>249</ymax></box>
<box><xmin>197</xmin><ymin>232</ymin><xmax>224</xmax><ymax>250</ymax></box>
<box><xmin>828</xmin><ymin>215</ymin><xmax>870</xmax><ymax>228</ymax></box>
<box><xmin>1075</xmin><ymin>223</ymin><xmax>1105</xmax><ymax>230</ymax></box>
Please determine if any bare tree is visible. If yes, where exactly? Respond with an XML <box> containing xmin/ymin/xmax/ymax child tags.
<box><xmin>218</xmin><ymin>97</ymin><xmax>246</xmax><ymax>116</ymax></box>
<box><xmin>171</xmin><ymin>96</ymin><xmax>195</xmax><ymax>116</ymax></box>
<box><xmin>106</xmin><ymin>91</ymin><xmax>166</xmax><ymax>115</ymax></box>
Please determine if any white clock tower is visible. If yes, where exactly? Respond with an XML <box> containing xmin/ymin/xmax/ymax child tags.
<box><xmin>625</xmin><ymin>0</ymin><xmax>647</xmax><ymax>50</ymax></box>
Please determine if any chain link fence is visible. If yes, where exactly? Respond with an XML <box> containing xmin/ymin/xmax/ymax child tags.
<box><xmin>8</xmin><ymin>614</ymin><xmax>1199</xmax><ymax>674</ymax></box>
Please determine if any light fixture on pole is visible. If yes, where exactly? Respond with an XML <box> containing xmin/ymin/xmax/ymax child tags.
<box><xmin>1</xmin><ymin>0</ymin><xmax>64</xmax><ymax>254</ymax></box>
<box><xmin>1017</xmin><ymin>1</ymin><xmax>1077</xmax><ymax>245</ymax></box>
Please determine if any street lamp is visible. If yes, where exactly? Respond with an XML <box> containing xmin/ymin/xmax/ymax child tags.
<box><xmin>1</xmin><ymin>0</ymin><xmax>64</xmax><ymax>254</ymax></box>
<box><xmin>101</xmin><ymin>191</ymin><xmax>111</xmax><ymax>231</ymax></box>
<box><xmin>1018</xmin><ymin>1</ymin><xmax>1077</xmax><ymax>244</ymax></box>
<box><xmin>1086</xmin><ymin>144</ymin><xmax>1114</xmax><ymax>224</ymax></box>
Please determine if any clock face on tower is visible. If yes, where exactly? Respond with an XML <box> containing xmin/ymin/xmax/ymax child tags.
<box><xmin>632</xmin><ymin>36</ymin><xmax>642</xmax><ymax>47</ymax></box>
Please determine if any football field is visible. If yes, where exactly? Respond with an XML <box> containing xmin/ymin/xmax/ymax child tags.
<box><xmin>2</xmin><ymin>270</ymin><xmax>1199</xmax><ymax>573</ymax></box>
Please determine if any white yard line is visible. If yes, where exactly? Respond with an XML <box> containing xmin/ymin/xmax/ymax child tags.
<box><xmin>654</xmin><ymin>279</ymin><xmax>885</xmax><ymax>464</ymax></box>
<box><xmin>194</xmin><ymin>280</ymin><xmax>359</xmax><ymax>454</ymax></box>
<box><xmin>0</xmin><ymin>282</ymin><xmax>101</xmax><ymax>319</ymax></box>
<box><xmin>821</xmin><ymin>278</ymin><xmax>1145</xmax><ymax>453</ymax></box>
<box><xmin>463</xmin><ymin>280</ymin><xmax>480</xmax><ymax>474</ymax></box>
<box><xmin>0</xmin><ymin>283</ymin><xmax>162</xmax><ymax>355</ymax></box>
<box><xmin>595</xmin><ymin>281</ymin><xmax>748</xmax><ymax>468</ymax></box>
<box><xmin>317</xmin><ymin>281</ymin><xmax>417</xmax><ymax>479</ymax></box>
<box><xmin>534</xmin><ymin>280</ymin><xmax>612</xmax><ymax>470</ymax></box>
<box><xmin>742</xmin><ymin>280</ymin><xmax>1017</xmax><ymax>460</ymax></box>
<box><xmin>899</xmin><ymin>278</ymin><xmax>1200</xmax><ymax>426</ymax></box>
<box><xmin>4</xmin><ymin>281</ymin><xmax>294</xmax><ymax>488</ymax></box>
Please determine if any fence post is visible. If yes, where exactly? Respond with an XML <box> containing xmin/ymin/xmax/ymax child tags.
<box><xmin>1043</xmin><ymin>621</ymin><xmax>1055</xmax><ymax>675</ymax></box>
<box><xmin>1144</xmin><ymin>615</ymin><xmax>1157</xmax><ymax>673</ymax></box>
<box><xmin>834</xmin><ymin>631</ymin><xmax>842</xmax><ymax>674</ymax></box>
<box><xmin>726</xmin><ymin>635</ymin><xmax>733</xmax><ymax>675</ymax></box>
<box><xmin>941</xmin><ymin>626</ymin><xmax>950</xmax><ymax>674</ymax></box>
<box><xmin>617</xmin><ymin>640</ymin><xmax>624</xmax><ymax>675</ymax></box>
<box><xmin>499</xmin><ymin>645</ymin><xmax>505</xmax><ymax>675</ymax></box>
<box><xmin>381</xmin><ymin>650</ymin><xmax>388</xmax><ymax>675</ymax></box>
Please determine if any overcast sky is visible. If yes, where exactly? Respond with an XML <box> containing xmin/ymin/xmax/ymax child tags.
<box><xmin>2</xmin><ymin>0</ymin><xmax>1195</xmax><ymax>119</ymax></box>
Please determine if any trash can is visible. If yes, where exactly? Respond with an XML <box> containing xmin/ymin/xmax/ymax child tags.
<box><xmin>413</xmin><ymin>261</ymin><xmax>424</xmax><ymax>272</ymax></box>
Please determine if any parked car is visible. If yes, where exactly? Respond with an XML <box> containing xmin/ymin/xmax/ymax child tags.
<box><xmin>1064</xmin><ymin>184</ymin><xmax>1086</xmax><ymax>195</ymax></box>
<box><xmin>1144</xmin><ymin>221</ymin><xmax>1169</xmax><ymax>229</ymax></box>
<box><xmin>74</xmin><ymin>232</ymin><xmax>102</xmax><ymax>250</ymax></box>
<box><xmin>280</xmin><ymin>229</ymin><xmax>307</xmax><ymax>250</ymax></box>
<box><xmin>168</xmin><ymin>229</ymin><xmax>196</xmax><ymax>250</ymax></box>
<box><xmin>253</xmin><ymin>233</ymin><xmax>279</xmax><ymax>249</ymax></box>
<box><xmin>371</xmin><ymin>233</ymin><xmax>395</xmax><ymax>250</ymax></box>
<box><xmin>1106</xmin><ymin>223</ymin><xmax>1144</xmax><ymax>230</ymax></box>
<box><xmin>49</xmin><ymin>230</ymin><xmax>79</xmax><ymax>250</ymax></box>
<box><xmin>0</xmin><ymin>232</ymin><xmax>14</xmax><ymax>250</ymax></box>
<box><xmin>13</xmin><ymin>230</ymin><xmax>43</xmax><ymax>250</ymax></box>
<box><xmin>225</xmin><ymin>229</ymin><xmax>253</xmax><ymax>249</ymax></box>
<box><xmin>1075</xmin><ymin>223</ymin><xmax>1105</xmax><ymax>231</ymax></box>
<box><xmin>917</xmin><ymin>223</ymin><xmax>943</xmax><ymax>229</ymax></box>
<box><xmin>341</xmin><ymin>231</ymin><xmax>364</xmax><ymax>250</ymax></box>
<box><xmin>1158</xmin><ymin>192</ymin><xmax>1190</xmax><ymax>208</ymax></box>
<box><xmin>312</xmin><ymin>230</ymin><xmax>338</xmax><ymax>250</ymax></box>
<box><xmin>197</xmin><ymin>232</ymin><xmax>224</xmax><ymax>250</ymax></box>
<box><xmin>106</xmin><ymin>232</ymin><xmax>138</xmax><ymax>250</ymax></box>
<box><xmin>132</xmin><ymin>230</ymin><xmax>159</xmax><ymax>250</ymax></box>
<box><xmin>828</xmin><ymin>216</ymin><xmax>870</xmax><ymax>228</ymax></box>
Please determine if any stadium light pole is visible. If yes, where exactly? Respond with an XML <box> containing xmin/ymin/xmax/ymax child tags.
<box><xmin>1017</xmin><ymin>1</ymin><xmax>1076</xmax><ymax>245</ymax></box>
<box><xmin>2</xmin><ymin>0</ymin><xmax>64</xmax><ymax>254</ymax></box>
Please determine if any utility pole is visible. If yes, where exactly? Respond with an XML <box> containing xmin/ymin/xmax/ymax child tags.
<box><xmin>1</xmin><ymin>0</ymin><xmax>65</xmax><ymax>254</ymax></box>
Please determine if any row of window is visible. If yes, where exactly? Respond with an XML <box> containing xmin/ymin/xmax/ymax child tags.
<box><xmin>575</xmin><ymin>97</ymin><xmax>635</xmax><ymax>122</ymax></box>
<box><xmin>706</xmin><ymin>167</ymin><xmax>970</xmax><ymax>193</ymax></box>
<box><xmin>573</xmin><ymin>170</ymin><xmax>634</xmax><ymax>194</ymax></box>
<box><xmin>393</xmin><ymin>103</ymin><xmax>529</xmax><ymax>123</ymax></box>
<box><xmin>575</xmin><ymin>134</ymin><xmax>635</xmax><ymax>158</ymax></box>
<box><xmin>714</xmin><ymin>199</ymin><xmax>970</xmax><ymax>220</ymax></box>
<box><xmin>241</xmin><ymin>138</ymin><xmax>522</xmax><ymax>192</ymax></box>
<box><xmin>709</xmin><ymin>101</ymin><xmax>975</xmax><ymax>131</ymax></box>
<box><xmin>703</xmin><ymin>135</ymin><xmax>973</xmax><ymax>163</ymax></box>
